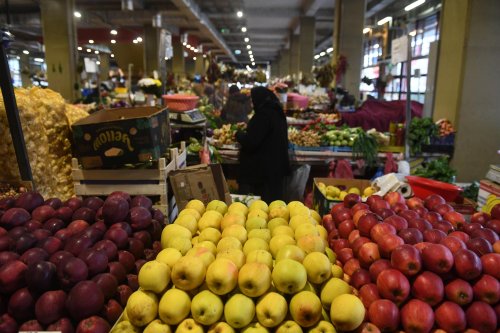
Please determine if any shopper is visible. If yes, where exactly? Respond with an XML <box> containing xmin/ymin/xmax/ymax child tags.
<box><xmin>236</xmin><ymin>86</ymin><xmax>290</xmax><ymax>202</ymax></box>
<box><xmin>220</xmin><ymin>85</ymin><xmax>252</xmax><ymax>124</ymax></box>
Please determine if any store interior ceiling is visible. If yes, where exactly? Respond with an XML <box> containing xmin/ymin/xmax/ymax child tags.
<box><xmin>1</xmin><ymin>0</ymin><xmax>441</xmax><ymax>66</ymax></box>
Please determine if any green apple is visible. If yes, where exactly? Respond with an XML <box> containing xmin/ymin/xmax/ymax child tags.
<box><xmin>308</xmin><ymin>321</ymin><xmax>337</xmax><ymax>333</ymax></box>
<box><xmin>185</xmin><ymin>199</ymin><xmax>205</xmax><ymax>215</ymax></box>
<box><xmin>246</xmin><ymin>250</ymin><xmax>273</xmax><ymax>271</ymax></box>
<box><xmin>208</xmin><ymin>322</ymin><xmax>235</xmax><ymax>333</ymax></box>
<box><xmin>275</xmin><ymin>245</ymin><xmax>306</xmax><ymax>263</ymax></box>
<box><xmin>302</xmin><ymin>252</ymin><xmax>331</xmax><ymax>284</ymax></box>
<box><xmin>217</xmin><ymin>236</ymin><xmax>242</xmax><ymax>252</ymax></box>
<box><xmin>267</xmin><ymin>218</ymin><xmax>288</xmax><ymax>233</ymax></box>
<box><xmin>243</xmin><ymin>238</ymin><xmax>270</xmax><ymax>256</ymax></box>
<box><xmin>224</xmin><ymin>293</ymin><xmax>255</xmax><ymax>328</ymax></box>
<box><xmin>138</xmin><ymin>260</ymin><xmax>171</xmax><ymax>293</ymax></box>
<box><xmin>205</xmin><ymin>258</ymin><xmax>239</xmax><ymax>295</ymax></box>
<box><xmin>222</xmin><ymin>224</ymin><xmax>248</xmax><ymax>244</ymax></box>
<box><xmin>143</xmin><ymin>319</ymin><xmax>171</xmax><ymax>333</ymax></box>
<box><xmin>320</xmin><ymin>277</ymin><xmax>352</xmax><ymax>309</ymax></box>
<box><xmin>171</xmin><ymin>255</ymin><xmax>206</xmax><ymax>290</ymax></box>
<box><xmin>246</xmin><ymin>216</ymin><xmax>267</xmax><ymax>231</ymax></box>
<box><xmin>269</xmin><ymin>235</ymin><xmax>296</xmax><ymax>258</ymax></box>
<box><xmin>158</xmin><ymin>288</ymin><xmax>191</xmax><ymax>325</ymax></box>
<box><xmin>238</xmin><ymin>262</ymin><xmax>271</xmax><ymax>297</ymax></box>
<box><xmin>179</xmin><ymin>207</ymin><xmax>201</xmax><ymax>221</ymax></box>
<box><xmin>272</xmin><ymin>259</ymin><xmax>307</xmax><ymax>294</ymax></box>
<box><xmin>112</xmin><ymin>321</ymin><xmax>141</xmax><ymax>333</ymax></box>
<box><xmin>289</xmin><ymin>291</ymin><xmax>322</xmax><ymax>327</ymax></box>
<box><xmin>191</xmin><ymin>290</ymin><xmax>223</xmax><ymax>325</ymax></box>
<box><xmin>271</xmin><ymin>225</ymin><xmax>295</xmax><ymax>238</ymax></box>
<box><xmin>247</xmin><ymin>229</ymin><xmax>272</xmax><ymax>243</ymax></box>
<box><xmin>316</xmin><ymin>225</ymin><xmax>328</xmax><ymax>241</ymax></box>
<box><xmin>198</xmin><ymin>227</ymin><xmax>222</xmax><ymax>244</ymax></box>
<box><xmin>241</xmin><ymin>322</ymin><xmax>270</xmax><ymax>333</ymax></box>
<box><xmin>269</xmin><ymin>206</ymin><xmax>290</xmax><ymax>221</ymax></box>
<box><xmin>216</xmin><ymin>248</ymin><xmax>246</xmax><ymax>269</ymax></box>
<box><xmin>155</xmin><ymin>248</ymin><xmax>182</xmax><ymax>269</ymax></box>
<box><xmin>175</xmin><ymin>318</ymin><xmax>204</xmax><ymax>333</ymax></box>
<box><xmin>275</xmin><ymin>320</ymin><xmax>303</xmax><ymax>333</ymax></box>
<box><xmin>289</xmin><ymin>215</ymin><xmax>311</xmax><ymax>231</ymax></box>
<box><xmin>256</xmin><ymin>292</ymin><xmax>288</xmax><ymax>327</ymax></box>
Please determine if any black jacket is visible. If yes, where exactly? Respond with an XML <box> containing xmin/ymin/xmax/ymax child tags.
<box><xmin>220</xmin><ymin>93</ymin><xmax>252</xmax><ymax>124</ymax></box>
<box><xmin>236</xmin><ymin>87</ymin><xmax>290</xmax><ymax>184</ymax></box>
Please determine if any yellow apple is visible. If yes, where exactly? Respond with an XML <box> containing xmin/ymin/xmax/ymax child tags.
<box><xmin>256</xmin><ymin>292</ymin><xmax>288</xmax><ymax>327</ymax></box>
<box><xmin>198</xmin><ymin>227</ymin><xmax>222</xmax><ymax>244</ymax></box>
<box><xmin>243</xmin><ymin>237</ymin><xmax>270</xmax><ymax>256</ymax></box>
<box><xmin>247</xmin><ymin>229</ymin><xmax>272</xmax><ymax>243</ymax></box>
<box><xmin>164</xmin><ymin>237</ymin><xmax>192</xmax><ymax>255</ymax></box>
<box><xmin>112</xmin><ymin>321</ymin><xmax>141</xmax><ymax>333</ymax></box>
<box><xmin>195</xmin><ymin>241</ymin><xmax>217</xmax><ymax>255</ymax></box>
<box><xmin>186</xmin><ymin>199</ymin><xmax>205</xmax><ymax>215</ymax></box>
<box><xmin>175</xmin><ymin>318</ymin><xmax>204</xmax><ymax>333</ymax></box>
<box><xmin>159</xmin><ymin>288</ymin><xmax>191</xmax><ymax>325</ymax></box>
<box><xmin>267</xmin><ymin>218</ymin><xmax>288</xmax><ymax>233</ymax></box>
<box><xmin>329</xmin><ymin>294</ymin><xmax>365</xmax><ymax>332</ymax></box>
<box><xmin>126</xmin><ymin>290</ymin><xmax>158</xmax><ymax>327</ymax></box>
<box><xmin>221</xmin><ymin>212</ymin><xmax>246</xmax><ymax>230</ymax></box>
<box><xmin>309</xmin><ymin>210</ymin><xmax>322</xmax><ymax>224</ymax></box>
<box><xmin>301</xmin><ymin>281</ymin><xmax>317</xmax><ymax>293</ymax></box>
<box><xmin>296</xmin><ymin>235</ymin><xmax>326</xmax><ymax>254</ymax></box>
<box><xmin>316</xmin><ymin>225</ymin><xmax>328</xmax><ymax>240</ymax></box>
<box><xmin>246</xmin><ymin>250</ymin><xmax>273</xmax><ymax>271</ymax></box>
<box><xmin>320</xmin><ymin>277</ymin><xmax>352</xmax><ymax>309</ymax></box>
<box><xmin>179</xmin><ymin>207</ymin><xmax>201</xmax><ymax>221</ymax></box>
<box><xmin>224</xmin><ymin>293</ymin><xmax>255</xmax><ymax>328</ymax></box>
<box><xmin>228</xmin><ymin>202</ymin><xmax>249</xmax><ymax>216</ymax></box>
<box><xmin>269</xmin><ymin>206</ymin><xmax>290</xmax><ymax>221</ymax></box>
<box><xmin>289</xmin><ymin>215</ymin><xmax>311</xmax><ymax>231</ymax></box>
<box><xmin>248</xmin><ymin>209</ymin><xmax>269</xmax><ymax>221</ymax></box>
<box><xmin>156</xmin><ymin>248</ymin><xmax>182</xmax><ymax>269</ymax></box>
<box><xmin>241</xmin><ymin>322</ymin><xmax>270</xmax><ymax>333</ymax></box>
<box><xmin>249</xmin><ymin>199</ymin><xmax>269</xmax><ymax>213</ymax></box>
<box><xmin>287</xmin><ymin>201</ymin><xmax>304</xmax><ymax>210</ymax></box>
<box><xmin>191</xmin><ymin>290</ymin><xmax>224</xmax><ymax>325</ymax></box>
<box><xmin>275</xmin><ymin>320</ymin><xmax>303</xmax><ymax>333</ymax></box>
<box><xmin>331</xmin><ymin>264</ymin><xmax>343</xmax><ymax>279</ymax></box>
<box><xmin>269</xmin><ymin>235</ymin><xmax>296</xmax><ymax>258</ymax></box>
<box><xmin>186</xmin><ymin>247</ymin><xmax>215</xmax><ymax>268</ymax></box>
<box><xmin>269</xmin><ymin>200</ymin><xmax>287</xmax><ymax>211</ymax></box>
<box><xmin>294</xmin><ymin>223</ymin><xmax>320</xmax><ymax>239</ymax></box>
<box><xmin>302</xmin><ymin>252</ymin><xmax>331</xmax><ymax>284</ymax></box>
<box><xmin>238</xmin><ymin>262</ymin><xmax>272</xmax><ymax>297</ymax></box>
<box><xmin>324</xmin><ymin>248</ymin><xmax>336</xmax><ymax>263</ymax></box>
<box><xmin>246</xmin><ymin>216</ymin><xmax>267</xmax><ymax>231</ymax></box>
<box><xmin>308</xmin><ymin>321</ymin><xmax>336</xmax><ymax>333</ymax></box>
<box><xmin>272</xmin><ymin>259</ymin><xmax>307</xmax><ymax>294</ymax></box>
<box><xmin>171</xmin><ymin>255</ymin><xmax>206</xmax><ymax>290</ymax></box>
<box><xmin>208</xmin><ymin>322</ymin><xmax>235</xmax><ymax>333</ymax></box>
<box><xmin>161</xmin><ymin>224</ymin><xmax>191</xmax><ymax>246</ymax></box>
<box><xmin>206</xmin><ymin>200</ymin><xmax>228</xmax><ymax>215</ymax></box>
<box><xmin>217</xmin><ymin>236</ymin><xmax>242</xmax><ymax>252</ymax></box>
<box><xmin>138</xmin><ymin>260</ymin><xmax>171</xmax><ymax>293</ymax></box>
<box><xmin>216</xmin><ymin>248</ymin><xmax>246</xmax><ymax>269</ymax></box>
<box><xmin>205</xmin><ymin>258</ymin><xmax>239</xmax><ymax>295</ymax></box>
<box><xmin>198</xmin><ymin>210</ymin><xmax>224</xmax><ymax>230</ymax></box>
<box><xmin>289</xmin><ymin>291</ymin><xmax>322</xmax><ymax>327</ymax></box>
<box><xmin>143</xmin><ymin>319</ymin><xmax>171</xmax><ymax>333</ymax></box>
<box><xmin>222</xmin><ymin>224</ymin><xmax>248</xmax><ymax>244</ymax></box>
<box><xmin>275</xmin><ymin>245</ymin><xmax>305</xmax><ymax>263</ymax></box>
<box><xmin>271</xmin><ymin>225</ymin><xmax>295</xmax><ymax>238</ymax></box>
<box><xmin>191</xmin><ymin>236</ymin><xmax>199</xmax><ymax>245</ymax></box>
<box><xmin>174</xmin><ymin>214</ymin><xmax>198</xmax><ymax>236</ymax></box>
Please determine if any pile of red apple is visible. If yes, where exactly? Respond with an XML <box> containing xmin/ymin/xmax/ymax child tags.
<box><xmin>323</xmin><ymin>192</ymin><xmax>500</xmax><ymax>333</ymax></box>
<box><xmin>0</xmin><ymin>191</ymin><xmax>164</xmax><ymax>333</ymax></box>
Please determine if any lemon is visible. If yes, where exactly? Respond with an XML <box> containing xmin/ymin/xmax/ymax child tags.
<box><xmin>363</xmin><ymin>186</ymin><xmax>376</xmax><ymax>197</ymax></box>
<box><xmin>326</xmin><ymin>186</ymin><xmax>341</xmax><ymax>198</ymax></box>
<box><xmin>348</xmin><ymin>187</ymin><xmax>360</xmax><ymax>195</ymax></box>
<box><xmin>329</xmin><ymin>294</ymin><xmax>365</xmax><ymax>332</ymax></box>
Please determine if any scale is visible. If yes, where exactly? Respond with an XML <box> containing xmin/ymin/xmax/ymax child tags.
<box><xmin>168</xmin><ymin>108</ymin><xmax>206</xmax><ymax>124</ymax></box>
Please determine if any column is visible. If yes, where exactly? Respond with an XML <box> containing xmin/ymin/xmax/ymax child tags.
<box><xmin>433</xmin><ymin>0</ymin><xmax>500</xmax><ymax>181</ymax></box>
<box><xmin>185</xmin><ymin>58</ymin><xmax>195</xmax><ymax>77</ymax></box>
<box><xmin>172</xmin><ymin>35</ymin><xmax>185</xmax><ymax>78</ymax></box>
<box><xmin>20</xmin><ymin>54</ymin><xmax>31</xmax><ymax>87</ymax></box>
<box><xmin>194</xmin><ymin>55</ymin><xmax>205</xmax><ymax>75</ymax></box>
<box><xmin>144</xmin><ymin>25</ymin><xmax>160</xmax><ymax>76</ymax></box>
<box><xmin>334</xmin><ymin>0</ymin><xmax>366</xmax><ymax>97</ymax></box>
<box><xmin>271</xmin><ymin>61</ymin><xmax>279</xmax><ymax>78</ymax></box>
<box><xmin>99</xmin><ymin>55</ymin><xmax>110</xmax><ymax>81</ymax></box>
<box><xmin>299</xmin><ymin>17</ymin><xmax>316</xmax><ymax>78</ymax></box>
<box><xmin>289</xmin><ymin>35</ymin><xmax>300</xmax><ymax>77</ymax></box>
<box><xmin>40</xmin><ymin>0</ymin><xmax>78</xmax><ymax>100</ymax></box>
<box><xmin>280</xmin><ymin>49</ymin><xmax>290</xmax><ymax>77</ymax></box>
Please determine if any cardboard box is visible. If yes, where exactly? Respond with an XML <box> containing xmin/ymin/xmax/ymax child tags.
<box><xmin>313</xmin><ymin>178</ymin><xmax>371</xmax><ymax>216</ymax></box>
<box><xmin>169</xmin><ymin>164</ymin><xmax>231</xmax><ymax>211</ymax></box>
<box><xmin>478</xmin><ymin>179</ymin><xmax>500</xmax><ymax>211</ymax></box>
<box><xmin>71</xmin><ymin>107</ymin><xmax>170</xmax><ymax>169</ymax></box>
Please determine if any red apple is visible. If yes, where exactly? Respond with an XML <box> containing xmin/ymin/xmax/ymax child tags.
<box><xmin>424</xmin><ymin>211</ymin><xmax>442</xmax><ymax>224</ymax></box>
<box><xmin>358</xmin><ymin>213</ymin><xmax>380</xmax><ymax>237</ymax></box>
<box><xmin>377</xmin><ymin>234</ymin><xmax>404</xmax><ymax>258</ymax></box>
<box><xmin>412</xmin><ymin>271</ymin><xmax>444</xmax><ymax>306</ymax></box>
<box><xmin>423</xmin><ymin>229</ymin><xmax>447</xmax><ymax>243</ymax></box>
<box><xmin>352</xmin><ymin>202</ymin><xmax>370</xmax><ymax>214</ymax></box>
<box><xmin>367</xmin><ymin>195</ymin><xmax>384</xmax><ymax>207</ymax></box>
<box><xmin>103</xmin><ymin>298</ymin><xmax>123</xmax><ymax>324</ymax></box>
<box><xmin>351</xmin><ymin>268</ymin><xmax>372</xmax><ymax>289</ymax></box>
<box><xmin>116</xmin><ymin>284</ymin><xmax>133</xmax><ymax>307</ymax></box>
<box><xmin>391</xmin><ymin>244</ymin><xmax>422</xmax><ymax>276</ymax></box>
<box><xmin>385</xmin><ymin>192</ymin><xmax>405</xmax><ymax>206</ymax></box>
<box><xmin>19</xmin><ymin>320</ymin><xmax>43</xmax><ymax>331</ymax></box>
<box><xmin>343</xmin><ymin>258</ymin><xmax>361</xmax><ymax>276</ymax></box>
<box><xmin>331</xmin><ymin>203</ymin><xmax>346</xmax><ymax>215</ymax></box>
<box><xmin>424</xmin><ymin>194</ymin><xmax>446</xmax><ymax>210</ymax></box>
<box><xmin>76</xmin><ymin>315</ymin><xmax>111</xmax><ymax>333</ymax></box>
<box><xmin>35</xmin><ymin>290</ymin><xmax>67</xmax><ymax>325</ymax></box>
<box><xmin>353</xmin><ymin>209</ymin><xmax>371</xmax><ymax>227</ymax></box>
<box><xmin>359</xmin><ymin>283</ymin><xmax>381</xmax><ymax>308</ymax></box>
<box><xmin>65</xmin><ymin>236</ymin><xmax>93</xmax><ymax>257</ymax></box>
<box><xmin>492</xmin><ymin>203</ymin><xmax>500</xmax><ymax>219</ymax></box>
<box><xmin>376</xmin><ymin>268</ymin><xmax>410</xmax><ymax>305</ymax></box>
<box><xmin>445</xmin><ymin>279</ymin><xmax>474</xmax><ymax>305</ymax></box>
<box><xmin>453</xmin><ymin>249</ymin><xmax>482</xmax><ymax>280</ymax></box>
<box><xmin>332</xmin><ymin>238</ymin><xmax>349</xmax><ymax>253</ymax></box>
<box><xmin>471</xmin><ymin>228</ymin><xmax>499</xmax><ymax>245</ymax></box>
<box><xmin>369</xmin><ymin>259</ymin><xmax>392</xmax><ymax>282</ymax></box>
<box><xmin>338</xmin><ymin>219</ymin><xmax>355</xmax><ymax>239</ymax></box>
<box><xmin>414</xmin><ymin>241</ymin><xmax>431</xmax><ymax>253</ymax></box>
<box><xmin>384</xmin><ymin>215</ymin><xmax>408</xmax><ymax>232</ymax></box>
<box><xmin>348</xmin><ymin>230</ymin><xmax>361</xmax><ymax>245</ymax></box>
<box><xmin>463</xmin><ymin>223</ymin><xmax>483</xmax><ymax>235</ymax></box>
<box><xmin>465</xmin><ymin>301</ymin><xmax>497</xmax><ymax>333</ymax></box>
<box><xmin>401</xmin><ymin>299</ymin><xmax>434</xmax><ymax>333</ymax></box>
<box><xmin>67</xmin><ymin>220</ymin><xmax>90</xmax><ymax>234</ymax></box>
<box><xmin>433</xmin><ymin>220</ymin><xmax>454</xmax><ymax>234</ymax></box>
<box><xmin>118</xmin><ymin>250</ymin><xmax>136</xmax><ymax>273</ymax></box>
<box><xmin>337</xmin><ymin>247</ymin><xmax>354</xmax><ymax>265</ymax></box>
<box><xmin>470</xmin><ymin>212</ymin><xmax>491</xmax><ymax>226</ymax></box>
<box><xmin>440</xmin><ymin>236</ymin><xmax>466</xmax><ymax>254</ymax></box>
<box><xmin>485</xmin><ymin>219</ymin><xmax>500</xmax><ymax>234</ymax></box>
<box><xmin>7</xmin><ymin>287</ymin><xmax>35</xmax><ymax>322</ymax></box>
<box><xmin>412</xmin><ymin>206</ymin><xmax>428</xmax><ymax>217</ymax></box>
<box><xmin>358</xmin><ymin>242</ymin><xmax>381</xmax><ymax>268</ymax></box>
<box><xmin>92</xmin><ymin>273</ymin><xmax>118</xmax><ymax>300</ymax></box>
<box><xmin>434</xmin><ymin>301</ymin><xmax>466</xmax><ymax>333</ymax></box>
<box><xmin>355</xmin><ymin>322</ymin><xmax>381</xmax><ymax>333</ymax></box>
<box><xmin>0</xmin><ymin>313</ymin><xmax>18</xmax><ymax>333</ymax></box>
<box><xmin>39</xmin><ymin>236</ymin><xmax>63</xmax><ymax>255</ymax></box>
<box><xmin>407</xmin><ymin>197</ymin><xmax>424</xmax><ymax>209</ymax></box>
<box><xmin>368</xmin><ymin>299</ymin><xmax>400</xmax><ymax>333</ymax></box>
<box><xmin>398</xmin><ymin>228</ymin><xmax>423</xmax><ymax>245</ymax></box>
<box><xmin>57</xmin><ymin>257</ymin><xmax>89</xmax><ymax>289</ymax></box>
<box><xmin>421</xmin><ymin>244</ymin><xmax>454</xmax><ymax>274</ymax></box>
<box><xmin>344</xmin><ymin>193</ymin><xmax>362</xmax><ymax>208</ymax></box>
<box><xmin>372</xmin><ymin>200</ymin><xmax>390</xmax><ymax>212</ymax></box>
<box><xmin>370</xmin><ymin>222</ymin><xmax>397</xmax><ymax>243</ymax></box>
<box><xmin>67</xmin><ymin>280</ymin><xmax>104</xmax><ymax>321</ymax></box>
<box><xmin>332</xmin><ymin>207</ymin><xmax>352</xmax><ymax>226</ymax></box>
<box><xmin>408</xmin><ymin>218</ymin><xmax>432</xmax><ymax>232</ymax></box>
<box><xmin>93</xmin><ymin>240</ymin><xmax>118</xmax><ymax>261</ymax></box>
<box><xmin>127</xmin><ymin>273</ymin><xmax>139</xmax><ymax>290</ymax></box>
<box><xmin>399</xmin><ymin>210</ymin><xmax>420</xmax><ymax>222</ymax></box>
<box><xmin>466</xmin><ymin>237</ymin><xmax>493</xmax><ymax>256</ymax></box>
<box><xmin>480</xmin><ymin>253</ymin><xmax>500</xmax><ymax>279</ymax></box>
<box><xmin>377</xmin><ymin>208</ymin><xmax>395</xmax><ymax>220</ymax></box>
<box><xmin>449</xmin><ymin>231</ymin><xmax>470</xmax><ymax>243</ymax></box>
<box><xmin>472</xmin><ymin>274</ymin><xmax>500</xmax><ymax>304</ymax></box>
<box><xmin>322</xmin><ymin>214</ymin><xmax>335</xmax><ymax>233</ymax></box>
<box><xmin>352</xmin><ymin>236</ymin><xmax>371</xmax><ymax>256</ymax></box>
<box><xmin>434</xmin><ymin>203</ymin><xmax>454</xmax><ymax>215</ymax></box>
<box><xmin>0</xmin><ymin>260</ymin><xmax>27</xmax><ymax>294</ymax></box>
<box><xmin>109</xmin><ymin>261</ymin><xmax>127</xmax><ymax>283</ymax></box>
<box><xmin>26</xmin><ymin>260</ymin><xmax>58</xmax><ymax>294</ymax></box>
<box><xmin>392</xmin><ymin>202</ymin><xmax>408</xmax><ymax>214</ymax></box>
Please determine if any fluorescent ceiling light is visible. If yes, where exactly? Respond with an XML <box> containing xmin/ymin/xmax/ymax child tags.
<box><xmin>363</xmin><ymin>27</ymin><xmax>371</xmax><ymax>34</ymax></box>
<box><xmin>244</xmin><ymin>37</ymin><xmax>249</xmax><ymax>43</ymax></box>
<box><xmin>405</xmin><ymin>0</ymin><xmax>426</xmax><ymax>11</ymax></box>
<box><xmin>326</xmin><ymin>47</ymin><xmax>333</xmax><ymax>53</ymax></box>
<box><xmin>247</xmin><ymin>45</ymin><xmax>251</xmax><ymax>49</ymax></box>
<box><xmin>377</xmin><ymin>16</ymin><xmax>392</xmax><ymax>25</ymax></box>
<box><xmin>74</xmin><ymin>11</ymin><xmax>81</xmax><ymax>18</ymax></box>
<box><xmin>34</xmin><ymin>58</ymin><xmax>43</xmax><ymax>62</ymax></box>
<box><xmin>237</xmin><ymin>11</ymin><xmax>243</xmax><ymax>18</ymax></box>
<box><xmin>110</xmin><ymin>29</ymin><xmax>118</xmax><ymax>35</ymax></box>
<box><xmin>136</xmin><ymin>37</ymin><xmax>143</xmax><ymax>42</ymax></box>
<box><xmin>111</xmin><ymin>39</ymin><xmax>116</xmax><ymax>44</ymax></box>
<box><xmin>241</xmin><ymin>27</ymin><xmax>247</xmax><ymax>32</ymax></box>
<box><xmin>22</xmin><ymin>50</ymin><xmax>29</xmax><ymax>55</ymax></box>
<box><xmin>77</xmin><ymin>46</ymin><xmax>82</xmax><ymax>50</ymax></box>
<box><xmin>89</xmin><ymin>39</ymin><xmax>94</xmax><ymax>44</ymax></box>
<box><xmin>319</xmin><ymin>51</ymin><xmax>325</xmax><ymax>56</ymax></box>
<box><xmin>314</xmin><ymin>54</ymin><xmax>320</xmax><ymax>60</ymax></box>
<box><xmin>235</xmin><ymin>50</ymin><xmax>241</xmax><ymax>55</ymax></box>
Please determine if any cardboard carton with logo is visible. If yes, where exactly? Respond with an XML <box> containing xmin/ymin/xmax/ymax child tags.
<box><xmin>71</xmin><ymin>106</ymin><xmax>170</xmax><ymax>169</ymax></box>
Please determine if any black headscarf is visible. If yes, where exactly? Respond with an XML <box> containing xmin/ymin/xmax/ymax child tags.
<box><xmin>250</xmin><ymin>87</ymin><xmax>284</xmax><ymax>117</ymax></box>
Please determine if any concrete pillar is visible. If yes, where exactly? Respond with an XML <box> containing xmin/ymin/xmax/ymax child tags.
<box><xmin>299</xmin><ymin>17</ymin><xmax>316</xmax><ymax>79</ymax></box>
<box><xmin>335</xmin><ymin>0</ymin><xmax>366</xmax><ymax>97</ymax></box>
<box><xmin>185</xmin><ymin>58</ymin><xmax>195</xmax><ymax>77</ymax></box>
<box><xmin>20</xmin><ymin>54</ymin><xmax>31</xmax><ymax>87</ymax></box>
<box><xmin>99</xmin><ymin>55</ymin><xmax>110</xmax><ymax>82</ymax></box>
<box><xmin>290</xmin><ymin>35</ymin><xmax>300</xmax><ymax>77</ymax></box>
<box><xmin>280</xmin><ymin>49</ymin><xmax>290</xmax><ymax>77</ymax></box>
<box><xmin>144</xmin><ymin>25</ymin><xmax>160</xmax><ymax>76</ymax></box>
<box><xmin>172</xmin><ymin>35</ymin><xmax>185</xmax><ymax>78</ymax></box>
<box><xmin>433</xmin><ymin>0</ymin><xmax>500</xmax><ymax>181</ymax></box>
<box><xmin>194</xmin><ymin>56</ymin><xmax>205</xmax><ymax>75</ymax></box>
<box><xmin>271</xmin><ymin>61</ymin><xmax>279</xmax><ymax>78</ymax></box>
<box><xmin>40</xmin><ymin>0</ymin><xmax>78</xmax><ymax>101</ymax></box>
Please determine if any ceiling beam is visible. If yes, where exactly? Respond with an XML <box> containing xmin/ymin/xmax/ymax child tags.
<box><xmin>366</xmin><ymin>0</ymin><xmax>398</xmax><ymax>18</ymax></box>
<box><xmin>207</xmin><ymin>8</ymin><xmax>301</xmax><ymax>19</ymax></box>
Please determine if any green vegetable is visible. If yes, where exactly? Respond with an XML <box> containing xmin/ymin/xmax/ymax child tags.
<box><xmin>462</xmin><ymin>182</ymin><xmax>479</xmax><ymax>201</ymax></box>
<box><xmin>409</xmin><ymin>117</ymin><xmax>438</xmax><ymax>155</ymax></box>
<box><xmin>352</xmin><ymin>130</ymin><xmax>379</xmax><ymax>167</ymax></box>
<box><xmin>413</xmin><ymin>157</ymin><xmax>456</xmax><ymax>183</ymax></box>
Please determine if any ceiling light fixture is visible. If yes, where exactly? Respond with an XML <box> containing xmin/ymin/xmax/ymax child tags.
<box><xmin>110</xmin><ymin>29</ymin><xmax>118</xmax><ymax>35</ymax></box>
<box><xmin>95</xmin><ymin>50</ymin><xmax>99</xmax><ymax>54</ymax></box>
<box><xmin>183</xmin><ymin>42</ymin><xmax>187</xmax><ymax>46</ymax></box>
<box><xmin>244</xmin><ymin>37</ymin><xmax>249</xmax><ymax>43</ymax></box>
<box><xmin>86</xmin><ymin>49</ymin><xmax>91</xmax><ymax>53</ymax></box>
<box><xmin>363</xmin><ymin>27</ymin><xmax>371</xmax><ymax>34</ymax></box>
<box><xmin>241</xmin><ymin>27</ymin><xmax>247</xmax><ymax>32</ymax></box>
<box><xmin>319</xmin><ymin>51</ymin><xmax>325</xmax><ymax>56</ymax></box>
<box><xmin>74</xmin><ymin>11</ymin><xmax>81</xmax><ymax>18</ymax></box>
<box><xmin>377</xmin><ymin>16</ymin><xmax>392</xmax><ymax>25</ymax></box>
<box><xmin>409</xmin><ymin>30</ymin><xmax>417</xmax><ymax>36</ymax></box>
<box><xmin>77</xmin><ymin>46</ymin><xmax>82</xmax><ymax>51</ymax></box>
<box><xmin>89</xmin><ymin>39</ymin><xmax>94</xmax><ymax>44</ymax></box>
<box><xmin>405</xmin><ymin>0</ymin><xmax>426</xmax><ymax>11</ymax></box>
<box><xmin>34</xmin><ymin>58</ymin><xmax>43</xmax><ymax>62</ymax></box>
<box><xmin>314</xmin><ymin>54</ymin><xmax>320</xmax><ymax>60</ymax></box>
<box><xmin>186</xmin><ymin>44</ymin><xmax>191</xmax><ymax>48</ymax></box>
<box><xmin>326</xmin><ymin>47</ymin><xmax>333</xmax><ymax>53</ymax></box>
<box><xmin>133</xmin><ymin>39</ymin><xmax>138</xmax><ymax>44</ymax></box>
<box><xmin>252</xmin><ymin>62</ymin><xmax>255</xmax><ymax>66</ymax></box>
<box><xmin>96</xmin><ymin>61</ymin><xmax>101</xmax><ymax>65</ymax></box>
<box><xmin>247</xmin><ymin>45</ymin><xmax>251</xmax><ymax>49</ymax></box>
<box><xmin>111</xmin><ymin>39</ymin><xmax>116</xmax><ymax>44</ymax></box>
<box><xmin>193</xmin><ymin>57</ymin><xmax>197</xmax><ymax>60</ymax></box>
<box><xmin>111</xmin><ymin>54</ymin><xmax>115</xmax><ymax>58</ymax></box>
<box><xmin>136</xmin><ymin>37</ymin><xmax>143</xmax><ymax>42</ymax></box>
<box><xmin>22</xmin><ymin>50</ymin><xmax>29</xmax><ymax>55</ymax></box>
<box><xmin>235</xmin><ymin>50</ymin><xmax>241</xmax><ymax>55</ymax></box>
<box><xmin>203</xmin><ymin>54</ymin><xmax>206</xmax><ymax>58</ymax></box>
<box><xmin>249</xmin><ymin>50</ymin><xmax>253</xmax><ymax>54</ymax></box>
<box><xmin>236</xmin><ymin>11</ymin><xmax>243</xmax><ymax>18</ymax></box>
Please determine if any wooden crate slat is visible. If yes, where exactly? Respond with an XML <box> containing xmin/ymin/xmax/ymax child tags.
<box><xmin>75</xmin><ymin>184</ymin><xmax>167</xmax><ymax>196</ymax></box>
<box><xmin>72</xmin><ymin>169</ymin><xmax>168</xmax><ymax>181</ymax></box>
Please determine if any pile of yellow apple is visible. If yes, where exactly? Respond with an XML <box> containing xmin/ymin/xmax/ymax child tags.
<box><xmin>112</xmin><ymin>199</ymin><xmax>366</xmax><ymax>333</ymax></box>
<box><xmin>317</xmin><ymin>182</ymin><xmax>376</xmax><ymax>201</ymax></box>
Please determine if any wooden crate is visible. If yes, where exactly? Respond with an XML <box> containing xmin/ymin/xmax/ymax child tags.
<box><xmin>72</xmin><ymin>149</ymin><xmax>181</xmax><ymax>215</ymax></box>
<box><xmin>174</xmin><ymin>141</ymin><xmax>187</xmax><ymax>169</ymax></box>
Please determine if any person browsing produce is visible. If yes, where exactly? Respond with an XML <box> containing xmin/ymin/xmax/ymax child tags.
<box><xmin>235</xmin><ymin>86</ymin><xmax>290</xmax><ymax>202</ymax></box>
<box><xmin>220</xmin><ymin>85</ymin><xmax>252</xmax><ymax>124</ymax></box>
